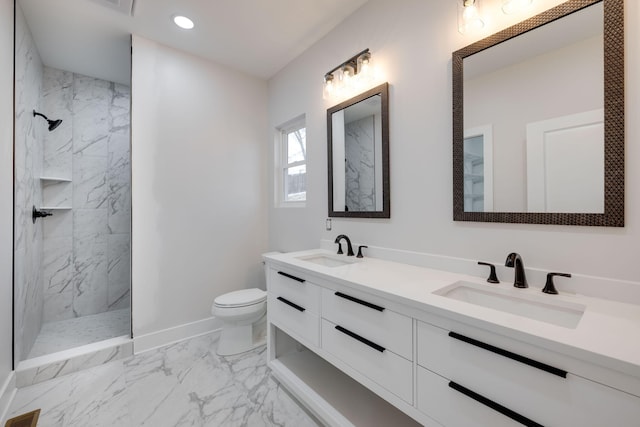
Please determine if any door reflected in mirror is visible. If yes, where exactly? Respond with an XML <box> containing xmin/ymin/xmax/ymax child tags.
<box><xmin>328</xmin><ymin>83</ymin><xmax>389</xmax><ymax>218</ymax></box>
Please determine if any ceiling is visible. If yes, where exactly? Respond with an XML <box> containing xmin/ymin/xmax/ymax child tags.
<box><xmin>18</xmin><ymin>0</ymin><xmax>369</xmax><ymax>86</ymax></box>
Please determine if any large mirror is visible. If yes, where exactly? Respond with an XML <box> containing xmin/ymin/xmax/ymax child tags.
<box><xmin>453</xmin><ymin>0</ymin><xmax>624</xmax><ymax>226</ymax></box>
<box><xmin>328</xmin><ymin>83</ymin><xmax>390</xmax><ymax>218</ymax></box>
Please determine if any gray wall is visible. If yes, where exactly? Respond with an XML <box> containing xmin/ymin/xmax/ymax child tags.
<box><xmin>131</xmin><ymin>36</ymin><xmax>268</xmax><ymax>343</ymax></box>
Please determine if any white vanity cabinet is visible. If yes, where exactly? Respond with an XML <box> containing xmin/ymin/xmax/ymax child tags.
<box><xmin>416</xmin><ymin>320</ymin><xmax>640</xmax><ymax>427</ymax></box>
<box><xmin>264</xmin><ymin>254</ymin><xmax>640</xmax><ymax>427</ymax></box>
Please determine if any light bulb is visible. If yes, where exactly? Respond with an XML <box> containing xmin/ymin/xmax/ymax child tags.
<box><xmin>458</xmin><ymin>0</ymin><xmax>484</xmax><ymax>34</ymax></box>
<box><xmin>359</xmin><ymin>53</ymin><xmax>371</xmax><ymax>77</ymax></box>
<box><xmin>323</xmin><ymin>75</ymin><xmax>335</xmax><ymax>100</ymax></box>
<box><xmin>343</xmin><ymin>69</ymin><xmax>351</xmax><ymax>81</ymax></box>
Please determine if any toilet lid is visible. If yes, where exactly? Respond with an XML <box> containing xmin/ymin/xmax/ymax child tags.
<box><xmin>214</xmin><ymin>288</ymin><xmax>267</xmax><ymax>307</ymax></box>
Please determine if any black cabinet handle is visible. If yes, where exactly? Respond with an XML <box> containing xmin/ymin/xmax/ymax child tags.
<box><xmin>277</xmin><ymin>271</ymin><xmax>305</xmax><ymax>283</ymax></box>
<box><xmin>334</xmin><ymin>292</ymin><xmax>385</xmax><ymax>312</ymax></box>
<box><xmin>276</xmin><ymin>296</ymin><xmax>305</xmax><ymax>312</ymax></box>
<box><xmin>448</xmin><ymin>332</ymin><xmax>567</xmax><ymax>378</ymax></box>
<box><xmin>448</xmin><ymin>382</ymin><xmax>544</xmax><ymax>427</ymax></box>
<box><xmin>334</xmin><ymin>325</ymin><xmax>385</xmax><ymax>353</ymax></box>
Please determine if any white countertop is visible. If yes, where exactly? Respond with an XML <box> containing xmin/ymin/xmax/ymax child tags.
<box><xmin>264</xmin><ymin>249</ymin><xmax>640</xmax><ymax>383</ymax></box>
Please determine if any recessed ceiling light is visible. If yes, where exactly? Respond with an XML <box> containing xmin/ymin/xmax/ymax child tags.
<box><xmin>173</xmin><ymin>15</ymin><xmax>194</xmax><ymax>30</ymax></box>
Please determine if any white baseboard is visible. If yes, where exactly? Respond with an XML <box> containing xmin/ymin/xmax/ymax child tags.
<box><xmin>133</xmin><ymin>316</ymin><xmax>223</xmax><ymax>354</ymax></box>
<box><xmin>0</xmin><ymin>371</ymin><xmax>16</xmax><ymax>424</ymax></box>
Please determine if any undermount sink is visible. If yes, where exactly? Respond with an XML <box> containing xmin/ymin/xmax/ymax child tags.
<box><xmin>434</xmin><ymin>281</ymin><xmax>585</xmax><ymax>329</ymax></box>
<box><xmin>296</xmin><ymin>254</ymin><xmax>356</xmax><ymax>268</ymax></box>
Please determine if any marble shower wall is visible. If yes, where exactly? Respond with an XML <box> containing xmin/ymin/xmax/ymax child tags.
<box><xmin>41</xmin><ymin>68</ymin><xmax>131</xmax><ymax>323</ymax></box>
<box><xmin>14</xmin><ymin>4</ymin><xmax>45</xmax><ymax>362</ymax></box>
<box><xmin>345</xmin><ymin>115</ymin><xmax>376</xmax><ymax>212</ymax></box>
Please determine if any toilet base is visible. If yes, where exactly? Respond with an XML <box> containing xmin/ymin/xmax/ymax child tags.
<box><xmin>216</xmin><ymin>315</ymin><xmax>266</xmax><ymax>356</ymax></box>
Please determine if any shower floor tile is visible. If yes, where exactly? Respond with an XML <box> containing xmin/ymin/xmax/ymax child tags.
<box><xmin>28</xmin><ymin>309</ymin><xmax>130</xmax><ymax>358</ymax></box>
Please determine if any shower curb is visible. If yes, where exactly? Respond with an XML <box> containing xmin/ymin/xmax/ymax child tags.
<box><xmin>15</xmin><ymin>336</ymin><xmax>132</xmax><ymax>388</ymax></box>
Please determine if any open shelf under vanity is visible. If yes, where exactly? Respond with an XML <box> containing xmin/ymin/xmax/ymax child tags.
<box><xmin>269</xmin><ymin>326</ymin><xmax>421</xmax><ymax>427</ymax></box>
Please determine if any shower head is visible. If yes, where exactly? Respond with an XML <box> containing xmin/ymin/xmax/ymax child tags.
<box><xmin>48</xmin><ymin>119</ymin><xmax>63</xmax><ymax>131</ymax></box>
<box><xmin>33</xmin><ymin>110</ymin><xmax>63</xmax><ymax>132</ymax></box>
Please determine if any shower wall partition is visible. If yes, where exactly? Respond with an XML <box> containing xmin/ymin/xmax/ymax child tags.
<box><xmin>14</xmin><ymin>3</ymin><xmax>131</xmax><ymax>362</ymax></box>
<box><xmin>13</xmin><ymin>5</ymin><xmax>44</xmax><ymax>362</ymax></box>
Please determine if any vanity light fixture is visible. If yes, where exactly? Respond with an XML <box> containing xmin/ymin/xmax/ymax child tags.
<box><xmin>458</xmin><ymin>0</ymin><xmax>484</xmax><ymax>34</ymax></box>
<box><xmin>502</xmin><ymin>0</ymin><xmax>533</xmax><ymax>14</ymax></box>
<box><xmin>323</xmin><ymin>48</ymin><xmax>373</xmax><ymax>100</ymax></box>
<box><xmin>173</xmin><ymin>15</ymin><xmax>194</xmax><ymax>30</ymax></box>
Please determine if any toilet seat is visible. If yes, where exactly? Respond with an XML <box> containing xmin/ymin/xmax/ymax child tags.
<box><xmin>214</xmin><ymin>288</ymin><xmax>266</xmax><ymax>308</ymax></box>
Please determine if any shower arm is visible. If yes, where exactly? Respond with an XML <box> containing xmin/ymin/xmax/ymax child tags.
<box><xmin>32</xmin><ymin>110</ymin><xmax>48</xmax><ymax>120</ymax></box>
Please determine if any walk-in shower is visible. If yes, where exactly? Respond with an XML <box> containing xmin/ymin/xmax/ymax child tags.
<box><xmin>13</xmin><ymin>0</ymin><xmax>132</xmax><ymax>369</ymax></box>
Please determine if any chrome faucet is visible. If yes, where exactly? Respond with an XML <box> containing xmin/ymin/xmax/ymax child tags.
<box><xmin>334</xmin><ymin>234</ymin><xmax>355</xmax><ymax>256</ymax></box>
<box><xmin>505</xmin><ymin>252</ymin><xmax>528</xmax><ymax>288</ymax></box>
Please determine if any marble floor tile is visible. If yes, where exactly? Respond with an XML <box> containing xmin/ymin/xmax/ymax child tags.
<box><xmin>28</xmin><ymin>309</ymin><xmax>130</xmax><ymax>358</ymax></box>
<box><xmin>10</xmin><ymin>333</ymin><xmax>318</xmax><ymax>427</ymax></box>
<box><xmin>9</xmin><ymin>360</ymin><xmax>132</xmax><ymax>427</ymax></box>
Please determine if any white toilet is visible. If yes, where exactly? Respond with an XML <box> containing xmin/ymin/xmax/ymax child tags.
<box><xmin>212</xmin><ymin>288</ymin><xmax>267</xmax><ymax>356</ymax></box>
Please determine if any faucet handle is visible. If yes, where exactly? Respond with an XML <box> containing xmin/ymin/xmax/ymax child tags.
<box><xmin>356</xmin><ymin>245</ymin><xmax>368</xmax><ymax>258</ymax></box>
<box><xmin>542</xmin><ymin>272</ymin><xmax>572</xmax><ymax>295</ymax></box>
<box><xmin>478</xmin><ymin>262</ymin><xmax>499</xmax><ymax>284</ymax></box>
<box><xmin>336</xmin><ymin>242</ymin><xmax>343</xmax><ymax>255</ymax></box>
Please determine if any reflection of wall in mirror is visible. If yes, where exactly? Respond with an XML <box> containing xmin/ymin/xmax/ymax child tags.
<box><xmin>464</xmin><ymin>36</ymin><xmax>603</xmax><ymax>212</ymax></box>
<box><xmin>332</xmin><ymin>110</ymin><xmax>346</xmax><ymax>209</ymax></box>
<box><xmin>345</xmin><ymin>115</ymin><xmax>376</xmax><ymax>211</ymax></box>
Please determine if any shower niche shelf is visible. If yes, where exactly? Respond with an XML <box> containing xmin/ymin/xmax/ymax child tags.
<box><xmin>40</xmin><ymin>177</ymin><xmax>72</xmax><ymax>210</ymax></box>
<box><xmin>40</xmin><ymin>176</ymin><xmax>72</xmax><ymax>183</ymax></box>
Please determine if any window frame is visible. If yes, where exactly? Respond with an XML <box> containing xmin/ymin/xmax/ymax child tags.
<box><xmin>276</xmin><ymin>115</ymin><xmax>307</xmax><ymax>207</ymax></box>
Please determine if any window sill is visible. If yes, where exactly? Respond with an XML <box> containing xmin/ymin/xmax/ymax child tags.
<box><xmin>277</xmin><ymin>202</ymin><xmax>306</xmax><ymax>209</ymax></box>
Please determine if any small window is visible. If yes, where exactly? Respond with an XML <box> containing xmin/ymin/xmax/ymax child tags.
<box><xmin>277</xmin><ymin>117</ymin><xmax>306</xmax><ymax>206</ymax></box>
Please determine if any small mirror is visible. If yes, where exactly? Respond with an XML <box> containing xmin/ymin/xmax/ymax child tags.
<box><xmin>328</xmin><ymin>83</ymin><xmax>390</xmax><ymax>218</ymax></box>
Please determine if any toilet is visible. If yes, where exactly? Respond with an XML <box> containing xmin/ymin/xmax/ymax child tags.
<box><xmin>212</xmin><ymin>288</ymin><xmax>267</xmax><ymax>356</ymax></box>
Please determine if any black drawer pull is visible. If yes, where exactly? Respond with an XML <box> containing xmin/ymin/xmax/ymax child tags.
<box><xmin>448</xmin><ymin>332</ymin><xmax>567</xmax><ymax>378</ymax></box>
<box><xmin>335</xmin><ymin>325</ymin><xmax>385</xmax><ymax>353</ymax></box>
<box><xmin>449</xmin><ymin>382</ymin><xmax>544</xmax><ymax>427</ymax></box>
<box><xmin>335</xmin><ymin>292</ymin><xmax>385</xmax><ymax>312</ymax></box>
<box><xmin>276</xmin><ymin>296</ymin><xmax>305</xmax><ymax>312</ymax></box>
<box><xmin>277</xmin><ymin>271</ymin><xmax>305</xmax><ymax>283</ymax></box>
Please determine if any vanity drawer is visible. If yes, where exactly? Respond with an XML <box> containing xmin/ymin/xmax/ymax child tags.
<box><xmin>417</xmin><ymin>365</ymin><xmax>531</xmax><ymax>427</ymax></box>
<box><xmin>321</xmin><ymin>319</ymin><xmax>413</xmax><ymax>404</ymax></box>
<box><xmin>322</xmin><ymin>287</ymin><xmax>413</xmax><ymax>360</ymax></box>
<box><xmin>268</xmin><ymin>268</ymin><xmax>321</xmax><ymax>314</ymax></box>
<box><xmin>268</xmin><ymin>292</ymin><xmax>319</xmax><ymax>348</ymax></box>
<box><xmin>416</xmin><ymin>321</ymin><xmax>640</xmax><ymax>426</ymax></box>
